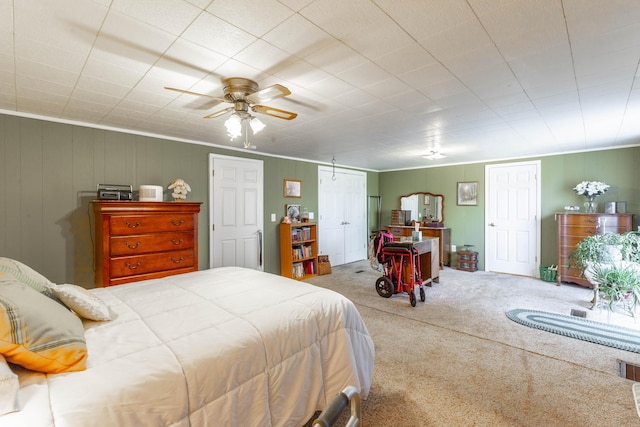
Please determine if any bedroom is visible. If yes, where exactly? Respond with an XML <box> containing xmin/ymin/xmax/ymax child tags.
<box><xmin>1</xmin><ymin>0</ymin><xmax>640</xmax><ymax>425</ymax></box>
<box><xmin>1</xmin><ymin>1</ymin><xmax>639</xmax><ymax>283</ymax></box>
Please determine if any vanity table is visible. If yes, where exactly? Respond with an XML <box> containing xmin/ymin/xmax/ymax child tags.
<box><xmin>387</xmin><ymin>192</ymin><xmax>451</xmax><ymax>267</ymax></box>
<box><xmin>387</xmin><ymin>225</ymin><xmax>451</xmax><ymax>267</ymax></box>
<box><xmin>393</xmin><ymin>237</ymin><xmax>440</xmax><ymax>284</ymax></box>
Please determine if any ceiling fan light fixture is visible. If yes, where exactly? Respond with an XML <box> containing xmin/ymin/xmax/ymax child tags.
<box><xmin>423</xmin><ymin>150</ymin><xmax>446</xmax><ymax>160</ymax></box>
<box><xmin>249</xmin><ymin>116</ymin><xmax>265</xmax><ymax>134</ymax></box>
<box><xmin>224</xmin><ymin>113</ymin><xmax>242</xmax><ymax>140</ymax></box>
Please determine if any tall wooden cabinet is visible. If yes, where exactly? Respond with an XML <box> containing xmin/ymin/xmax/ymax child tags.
<box><xmin>93</xmin><ymin>201</ymin><xmax>201</xmax><ymax>287</ymax></box>
<box><xmin>556</xmin><ymin>213</ymin><xmax>633</xmax><ymax>287</ymax></box>
<box><xmin>280</xmin><ymin>222</ymin><xmax>318</xmax><ymax>280</ymax></box>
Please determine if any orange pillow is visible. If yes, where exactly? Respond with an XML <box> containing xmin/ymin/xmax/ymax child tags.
<box><xmin>0</xmin><ymin>273</ymin><xmax>87</xmax><ymax>373</ymax></box>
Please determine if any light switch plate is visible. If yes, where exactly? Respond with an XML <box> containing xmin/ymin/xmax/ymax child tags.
<box><xmin>271</xmin><ymin>213</ymin><xmax>276</xmax><ymax>222</ymax></box>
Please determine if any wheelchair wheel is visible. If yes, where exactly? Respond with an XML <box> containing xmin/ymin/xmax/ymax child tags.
<box><xmin>419</xmin><ymin>287</ymin><xmax>426</xmax><ymax>302</ymax></box>
<box><xmin>409</xmin><ymin>290</ymin><xmax>417</xmax><ymax>307</ymax></box>
<box><xmin>375</xmin><ymin>276</ymin><xmax>394</xmax><ymax>298</ymax></box>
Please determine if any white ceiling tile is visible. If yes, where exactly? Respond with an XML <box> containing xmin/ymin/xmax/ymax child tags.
<box><xmin>337</xmin><ymin>61</ymin><xmax>391</xmax><ymax>88</ymax></box>
<box><xmin>421</xmin><ymin>19</ymin><xmax>494</xmax><ymax>61</ymax></box>
<box><xmin>76</xmin><ymin>75</ymin><xmax>131</xmax><ymax>98</ymax></box>
<box><xmin>206</xmin><ymin>0</ymin><xmax>293</xmax><ymax>37</ymax></box>
<box><xmin>15</xmin><ymin>65</ymin><xmax>75</xmax><ymax>97</ymax></box>
<box><xmin>234</xmin><ymin>40</ymin><xmax>294</xmax><ymax>75</ymax></box>
<box><xmin>182</xmin><ymin>11</ymin><xmax>256</xmax><ymax>57</ymax></box>
<box><xmin>376</xmin><ymin>0</ymin><xmax>476</xmax><ymax>41</ymax></box>
<box><xmin>111</xmin><ymin>0</ymin><xmax>202</xmax><ymax>35</ymax></box>
<box><xmin>306</xmin><ymin>76</ymin><xmax>356</xmax><ymax>99</ymax></box>
<box><xmin>14</xmin><ymin>0</ymin><xmax>108</xmax><ymax>53</ymax></box>
<box><xmin>82</xmin><ymin>57</ymin><xmax>146</xmax><ymax>87</ymax></box>
<box><xmin>373</xmin><ymin>42</ymin><xmax>437</xmax><ymax>76</ymax></box>
<box><xmin>364</xmin><ymin>77</ymin><xmax>412</xmax><ymax>99</ymax></box>
<box><xmin>304</xmin><ymin>42</ymin><xmax>368</xmax><ymax>75</ymax></box>
<box><xmin>262</xmin><ymin>13</ymin><xmax>332</xmax><ymax>57</ymax></box>
<box><xmin>279</xmin><ymin>0</ymin><xmax>314</xmax><ymax>11</ymax></box>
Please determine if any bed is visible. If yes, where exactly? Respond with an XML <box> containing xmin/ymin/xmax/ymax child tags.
<box><xmin>0</xmin><ymin>261</ymin><xmax>375</xmax><ymax>427</ymax></box>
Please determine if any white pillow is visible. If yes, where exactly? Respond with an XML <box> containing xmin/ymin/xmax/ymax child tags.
<box><xmin>49</xmin><ymin>284</ymin><xmax>111</xmax><ymax>321</ymax></box>
<box><xmin>0</xmin><ymin>354</ymin><xmax>19</xmax><ymax>415</ymax></box>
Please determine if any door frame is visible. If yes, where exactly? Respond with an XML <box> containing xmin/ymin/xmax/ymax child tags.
<box><xmin>317</xmin><ymin>166</ymin><xmax>367</xmax><ymax>265</ymax></box>
<box><xmin>208</xmin><ymin>153</ymin><xmax>264</xmax><ymax>270</ymax></box>
<box><xmin>484</xmin><ymin>160</ymin><xmax>541</xmax><ymax>276</ymax></box>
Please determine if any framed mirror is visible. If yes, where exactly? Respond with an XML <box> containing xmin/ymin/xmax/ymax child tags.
<box><xmin>400</xmin><ymin>192</ymin><xmax>445</xmax><ymax>224</ymax></box>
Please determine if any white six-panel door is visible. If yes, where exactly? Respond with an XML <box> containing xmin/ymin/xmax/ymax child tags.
<box><xmin>209</xmin><ymin>154</ymin><xmax>264</xmax><ymax>270</ymax></box>
<box><xmin>485</xmin><ymin>161</ymin><xmax>540</xmax><ymax>276</ymax></box>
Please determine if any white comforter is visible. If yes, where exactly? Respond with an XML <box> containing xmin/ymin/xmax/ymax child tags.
<box><xmin>2</xmin><ymin>267</ymin><xmax>374</xmax><ymax>427</ymax></box>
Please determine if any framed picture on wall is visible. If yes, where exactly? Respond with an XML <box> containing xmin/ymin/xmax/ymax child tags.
<box><xmin>286</xmin><ymin>204</ymin><xmax>301</xmax><ymax>223</ymax></box>
<box><xmin>284</xmin><ymin>179</ymin><xmax>301</xmax><ymax>198</ymax></box>
<box><xmin>457</xmin><ymin>182</ymin><xmax>478</xmax><ymax>206</ymax></box>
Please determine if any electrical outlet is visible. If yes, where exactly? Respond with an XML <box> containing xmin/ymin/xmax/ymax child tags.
<box><xmin>271</xmin><ymin>213</ymin><xmax>276</xmax><ymax>222</ymax></box>
<box><xmin>308</xmin><ymin>212</ymin><xmax>314</xmax><ymax>220</ymax></box>
<box><xmin>451</xmin><ymin>245</ymin><xmax>457</xmax><ymax>252</ymax></box>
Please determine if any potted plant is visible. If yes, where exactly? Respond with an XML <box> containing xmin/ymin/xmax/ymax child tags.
<box><xmin>587</xmin><ymin>262</ymin><xmax>640</xmax><ymax>314</ymax></box>
<box><xmin>569</xmin><ymin>231</ymin><xmax>640</xmax><ymax>314</ymax></box>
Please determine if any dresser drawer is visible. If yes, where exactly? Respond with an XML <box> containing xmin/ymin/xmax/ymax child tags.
<box><xmin>564</xmin><ymin>225</ymin><xmax>602</xmax><ymax>241</ymax></box>
<box><xmin>558</xmin><ymin>214</ymin><xmax>601</xmax><ymax>226</ymax></box>
<box><xmin>388</xmin><ymin>226</ymin><xmax>408</xmax><ymax>237</ymax></box>
<box><xmin>110</xmin><ymin>231</ymin><xmax>195</xmax><ymax>256</ymax></box>
<box><xmin>110</xmin><ymin>214</ymin><xmax>195</xmax><ymax>235</ymax></box>
<box><xmin>110</xmin><ymin>249</ymin><xmax>195</xmax><ymax>278</ymax></box>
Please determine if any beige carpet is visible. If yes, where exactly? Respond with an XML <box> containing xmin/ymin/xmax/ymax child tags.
<box><xmin>306</xmin><ymin>260</ymin><xmax>640</xmax><ymax>426</ymax></box>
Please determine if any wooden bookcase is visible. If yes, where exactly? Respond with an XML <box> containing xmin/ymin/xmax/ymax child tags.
<box><xmin>280</xmin><ymin>222</ymin><xmax>318</xmax><ymax>280</ymax></box>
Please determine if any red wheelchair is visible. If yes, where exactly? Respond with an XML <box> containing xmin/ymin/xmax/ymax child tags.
<box><xmin>375</xmin><ymin>241</ymin><xmax>426</xmax><ymax>307</ymax></box>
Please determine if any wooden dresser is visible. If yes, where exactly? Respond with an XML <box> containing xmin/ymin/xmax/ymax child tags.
<box><xmin>387</xmin><ymin>225</ymin><xmax>451</xmax><ymax>267</ymax></box>
<box><xmin>92</xmin><ymin>201</ymin><xmax>201</xmax><ymax>287</ymax></box>
<box><xmin>556</xmin><ymin>213</ymin><xmax>633</xmax><ymax>287</ymax></box>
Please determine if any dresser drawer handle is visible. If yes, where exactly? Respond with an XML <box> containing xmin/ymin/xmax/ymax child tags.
<box><xmin>126</xmin><ymin>221</ymin><xmax>141</xmax><ymax>229</ymax></box>
<box><xmin>171</xmin><ymin>219</ymin><xmax>185</xmax><ymax>226</ymax></box>
<box><xmin>125</xmin><ymin>241</ymin><xmax>141</xmax><ymax>249</ymax></box>
<box><xmin>170</xmin><ymin>239</ymin><xmax>183</xmax><ymax>245</ymax></box>
<box><xmin>171</xmin><ymin>256</ymin><xmax>184</xmax><ymax>264</ymax></box>
<box><xmin>125</xmin><ymin>261</ymin><xmax>141</xmax><ymax>270</ymax></box>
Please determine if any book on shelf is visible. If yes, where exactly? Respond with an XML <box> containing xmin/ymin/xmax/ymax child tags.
<box><xmin>292</xmin><ymin>245</ymin><xmax>313</xmax><ymax>260</ymax></box>
<box><xmin>291</xmin><ymin>226</ymin><xmax>312</xmax><ymax>242</ymax></box>
<box><xmin>292</xmin><ymin>262</ymin><xmax>305</xmax><ymax>279</ymax></box>
<box><xmin>304</xmin><ymin>260</ymin><xmax>316</xmax><ymax>275</ymax></box>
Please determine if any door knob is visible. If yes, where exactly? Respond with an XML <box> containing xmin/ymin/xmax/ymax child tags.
<box><xmin>489</xmin><ymin>223</ymin><xmax>496</xmax><ymax>227</ymax></box>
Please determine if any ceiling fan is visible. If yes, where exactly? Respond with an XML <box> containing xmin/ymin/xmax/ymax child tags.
<box><xmin>165</xmin><ymin>77</ymin><xmax>298</xmax><ymax>143</ymax></box>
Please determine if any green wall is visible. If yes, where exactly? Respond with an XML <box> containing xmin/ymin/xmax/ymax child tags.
<box><xmin>2</xmin><ymin>112</ymin><xmax>638</xmax><ymax>285</ymax></box>
<box><xmin>0</xmin><ymin>113</ymin><xmax>375</xmax><ymax>286</ymax></box>
<box><xmin>379</xmin><ymin>148</ymin><xmax>640</xmax><ymax>270</ymax></box>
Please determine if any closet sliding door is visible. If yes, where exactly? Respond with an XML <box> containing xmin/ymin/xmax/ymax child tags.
<box><xmin>318</xmin><ymin>166</ymin><xmax>367</xmax><ymax>266</ymax></box>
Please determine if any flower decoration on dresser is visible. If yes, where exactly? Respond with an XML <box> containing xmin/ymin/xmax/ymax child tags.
<box><xmin>573</xmin><ymin>181</ymin><xmax>609</xmax><ymax>214</ymax></box>
<box><xmin>168</xmin><ymin>178</ymin><xmax>191</xmax><ymax>201</ymax></box>
<box><xmin>573</xmin><ymin>181</ymin><xmax>609</xmax><ymax>198</ymax></box>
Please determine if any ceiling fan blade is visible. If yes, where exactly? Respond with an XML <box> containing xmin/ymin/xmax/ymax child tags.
<box><xmin>203</xmin><ymin>106</ymin><xmax>234</xmax><ymax>119</ymax></box>
<box><xmin>245</xmin><ymin>84</ymin><xmax>291</xmax><ymax>104</ymax></box>
<box><xmin>164</xmin><ymin>87</ymin><xmax>226</xmax><ymax>102</ymax></box>
<box><xmin>252</xmin><ymin>105</ymin><xmax>298</xmax><ymax>120</ymax></box>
